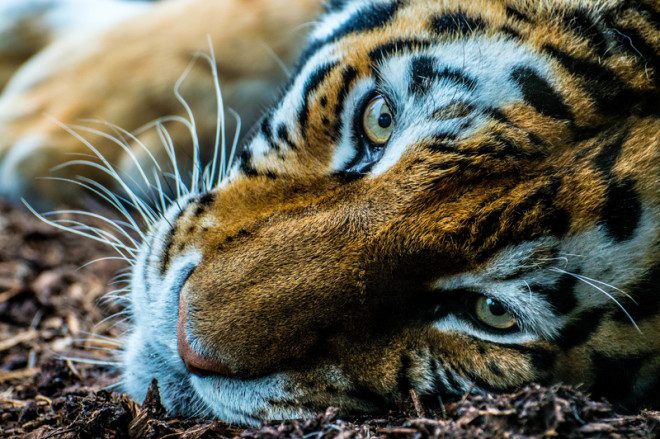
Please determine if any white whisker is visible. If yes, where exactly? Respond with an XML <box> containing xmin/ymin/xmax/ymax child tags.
<box><xmin>549</xmin><ymin>267</ymin><xmax>641</xmax><ymax>333</ymax></box>
<box><xmin>58</xmin><ymin>356</ymin><xmax>121</xmax><ymax>367</ymax></box>
<box><xmin>173</xmin><ymin>56</ymin><xmax>202</xmax><ymax>194</ymax></box>
<box><xmin>43</xmin><ymin>209</ymin><xmax>140</xmax><ymax>250</ymax></box>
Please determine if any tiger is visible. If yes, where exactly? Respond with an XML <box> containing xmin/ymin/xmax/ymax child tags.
<box><xmin>0</xmin><ymin>0</ymin><xmax>657</xmax><ymax>427</ymax></box>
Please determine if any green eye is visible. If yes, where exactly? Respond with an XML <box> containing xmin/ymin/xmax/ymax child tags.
<box><xmin>475</xmin><ymin>297</ymin><xmax>517</xmax><ymax>330</ymax></box>
<box><xmin>362</xmin><ymin>95</ymin><xmax>394</xmax><ymax>145</ymax></box>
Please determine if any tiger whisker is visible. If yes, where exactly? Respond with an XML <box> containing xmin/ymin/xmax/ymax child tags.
<box><xmin>173</xmin><ymin>55</ymin><xmax>203</xmax><ymax>194</ymax></box>
<box><xmin>23</xmin><ymin>205</ymin><xmax>136</xmax><ymax>262</ymax></box>
<box><xmin>548</xmin><ymin>267</ymin><xmax>641</xmax><ymax>333</ymax></box>
<box><xmin>42</xmin><ymin>209</ymin><xmax>140</xmax><ymax>250</ymax></box>
<box><xmin>46</xmin><ymin>118</ymin><xmax>159</xmax><ymax>226</ymax></box>
<box><xmin>77</xmin><ymin>256</ymin><xmax>133</xmax><ymax>270</ymax></box>
<box><xmin>76</xmin><ymin>331</ymin><xmax>122</xmax><ymax>344</ymax></box>
<box><xmin>38</xmin><ymin>176</ymin><xmax>144</xmax><ymax>239</ymax></box>
<box><xmin>69</xmin><ymin>124</ymin><xmax>176</xmax><ymax>215</ymax></box>
<box><xmin>58</xmin><ymin>356</ymin><xmax>122</xmax><ymax>367</ymax></box>
<box><xmin>69</xmin><ymin>123</ymin><xmax>154</xmax><ymax>190</ymax></box>
<box><xmin>194</xmin><ymin>37</ymin><xmax>226</xmax><ymax>190</ymax></box>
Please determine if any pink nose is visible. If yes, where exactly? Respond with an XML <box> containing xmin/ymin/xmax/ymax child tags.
<box><xmin>177</xmin><ymin>293</ymin><xmax>235</xmax><ymax>377</ymax></box>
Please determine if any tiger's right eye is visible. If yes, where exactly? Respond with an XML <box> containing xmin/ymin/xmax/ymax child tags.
<box><xmin>362</xmin><ymin>95</ymin><xmax>394</xmax><ymax>145</ymax></box>
<box><xmin>475</xmin><ymin>296</ymin><xmax>518</xmax><ymax>330</ymax></box>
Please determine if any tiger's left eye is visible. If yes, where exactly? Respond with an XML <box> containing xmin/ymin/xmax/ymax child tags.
<box><xmin>362</xmin><ymin>95</ymin><xmax>394</xmax><ymax>145</ymax></box>
<box><xmin>475</xmin><ymin>297</ymin><xmax>517</xmax><ymax>330</ymax></box>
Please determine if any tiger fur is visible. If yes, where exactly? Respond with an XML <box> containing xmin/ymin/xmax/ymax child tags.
<box><xmin>0</xmin><ymin>0</ymin><xmax>657</xmax><ymax>426</ymax></box>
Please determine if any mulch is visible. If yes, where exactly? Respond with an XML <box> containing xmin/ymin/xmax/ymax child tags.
<box><xmin>0</xmin><ymin>199</ymin><xmax>658</xmax><ymax>438</ymax></box>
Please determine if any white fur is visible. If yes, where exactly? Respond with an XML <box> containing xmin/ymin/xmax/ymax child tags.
<box><xmin>124</xmin><ymin>195</ymin><xmax>307</xmax><ymax>425</ymax></box>
<box><xmin>369</xmin><ymin>36</ymin><xmax>553</xmax><ymax>176</ymax></box>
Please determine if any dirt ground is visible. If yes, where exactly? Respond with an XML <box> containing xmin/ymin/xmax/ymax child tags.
<box><xmin>0</xmin><ymin>199</ymin><xmax>658</xmax><ymax>438</ymax></box>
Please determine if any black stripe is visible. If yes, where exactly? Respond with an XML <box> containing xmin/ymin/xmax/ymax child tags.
<box><xmin>563</xmin><ymin>9</ymin><xmax>609</xmax><ymax>57</ymax></box>
<box><xmin>160</xmin><ymin>230</ymin><xmax>176</xmax><ymax>275</ymax></box>
<box><xmin>238</xmin><ymin>149</ymin><xmax>258</xmax><ymax>177</ymax></box>
<box><xmin>323</xmin><ymin>0</ymin><xmax>351</xmax><ymax>13</ymax></box>
<box><xmin>396</xmin><ymin>353</ymin><xmax>412</xmax><ymax>394</ymax></box>
<box><xmin>410</xmin><ymin>56</ymin><xmax>436</xmax><ymax>95</ymax></box>
<box><xmin>472</xmin><ymin>178</ymin><xmax>569</xmax><ymax>252</ymax></box>
<box><xmin>276</xmin><ymin>124</ymin><xmax>297</xmax><ymax>150</ymax></box>
<box><xmin>428</xmin><ymin>358</ymin><xmax>444</xmax><ymax>395</ymax></box>
<box><xmin>485</xmin><ymin>107</ymin><xmax>511</xmax><ymax>125</ymax></box>
<box><xmin>300</xmin><ymin>0</ymin><xmax>403</xmax><ymax>67</ymax></box>
<box><xmin>557</xmin><ymin>307</ymin><xmax>606</xmax><ymax>349</ymax></box>
<box><xmin>429</xmin><ymin>133</ymin><xmax>541</xmax><ymax>160</ymax></box>
<box><xmin>299</xmin><ymin>62</ymin><xmax>339</xmax><ymax>133</ymax></box>
<box><xmin>197</xmin><ymin>192</ymin><xmax>216</xmax><ymax>207</ymax></box>
<box><xmin>612</xmin><ymin>263</ymin><xmax>659</xmax><ymax>323</ymax></box>
<box><xmin>491</xmin><ymin>133</ymin><xmax>529</xmax><ymax>157</ymax></box>
<box><xmin>483</xmin><ymin>109</ymin><xmax>553</xmax><ymax>153</ymax></box>
<box><xmin>330</xmin><ymin>66</ymin><xmax>359</xmax><ymax>141</ymax></box>
<box><xmin>498</xmin><ymin>25</ymin><xmax>522</xmax><ymax>40</ymax></box>
<box><xmin>443</xmin><ymin>367</ymin><xmax>464</xmax><ymax>395</ymax></box>
<box><xmin>430</xmin><ymin>12</ymin><xmax>485</xmax><ymax>36</ymax></box>
<box><xmin>593</xmin><ymin>130</ymin><xmax>628</xmax><ymax>176</ymax></box>
<box><xmin>543</xmin><ymin>45</ymin><xmax>638</xmax><ymax>116</ymax></box>
<box><xmin>510</xmin><ymin>66</ymin><xmax>573</xmax><ymax>121</ymax></box>
<box><xmin>410</xmin><ymin>56</ymin><xmax>477</xmax><ymax>95</ymax></box>
<box><xmin>505</xmin><ymin>5</ymin><xmax>531</xmax><ymax>23</ymax></box>
<box><xmin>509</xmin><ymin>344</ymin><xmax>557</xmax><ymax>377</ymax></box>
<box><xmin>632</xmin><ymin>2</ymin><xmax>660</xmax><ymax>28</ymax></box>
<box><xmin>328</xmin><ymin>0</ymin><xmax>402</xmax><ymax>41</ymax></box>
<box><xmin>600</xmin><ymin>177</ymin><xmax>642</xmax><ymax>242</ymax></box>
<box><xmin>259</xmin><ymin>117</ymin><xmax>279</xmax><ymax>151</ymax></box>
<box><xmin>534</xmin><ymin>273</ymin><xmax>579</xmax><ymax>315</ymax></box>
<box><xmin>590</xmin><ymin>352</ymin><xmax>651</xmax><ymax>409</ymax></box>
<box><xmin>368</xmin><ymin>38</ymin><xmax>432</xmax><ymax>65</ymax></box>
<box><xmin>159</xmin><ymin>205</ymin><xmax>189</xmax><ymax>274</ymax></box>
<box><xmin>192</xmin><ymin>192</ymin><xmax>216</xmax><ymax>217</ymax></box>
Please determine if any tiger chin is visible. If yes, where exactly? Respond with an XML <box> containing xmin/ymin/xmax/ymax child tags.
<box><xmin>4</xmin><ymin>0</ymin><xmax>659</xmax><ymax>427</ymax></box>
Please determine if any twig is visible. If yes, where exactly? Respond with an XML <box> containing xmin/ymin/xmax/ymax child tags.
<box><xmin>409</xmin><ymin>389</ymin><xmax>426</xmax><ymax>418</ymax></box>
<box><xmin>0</xmin><ymin>368</ymin><xmax>40</xmax><ymax>382</ymax></box>
<box><xmin>0</xmin><ymin>328</ymin><xmax>38</xmax><ymax>351</ymax></box>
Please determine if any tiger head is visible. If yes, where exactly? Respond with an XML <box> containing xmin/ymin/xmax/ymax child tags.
<box><xmin>122</xmin><ymin>0</ymin><xmax>659</xmax><ymax>425</ymax></box>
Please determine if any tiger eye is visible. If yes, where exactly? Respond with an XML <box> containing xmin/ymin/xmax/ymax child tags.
<box><xmin>475</xmin><ymin>297</ymin><xmax>517</xmax><ymax>330</ymax></box>
<box><xmin>362</xmin><ymin>95</ymin><xmax>394</xmax><ymax>145</ymax></box>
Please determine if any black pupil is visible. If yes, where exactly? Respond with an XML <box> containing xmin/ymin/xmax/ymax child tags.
<box><xmin>487</xmin><ymin>298</ymin><xmax>507</xmax><ymax>316</ymax></box>
<box><xmin>377</xmin><ymin>112</ymin><xmax>392</xmax><ymax>128</ymax></box>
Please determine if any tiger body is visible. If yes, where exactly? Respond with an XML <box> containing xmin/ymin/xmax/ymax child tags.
<box><xmin>0</xmin><ymin>0</ymin><xmax>658</xmax><ymax>426</ymax></box>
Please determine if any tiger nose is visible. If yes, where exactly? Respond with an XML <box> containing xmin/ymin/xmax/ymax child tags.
<box><xmin>177</xmin><ymin>292</ymin><xmax>236</xmax><ymax>377</ymax></box>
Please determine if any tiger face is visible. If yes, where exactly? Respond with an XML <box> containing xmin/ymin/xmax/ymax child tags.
<box><xmin>122</xmin><ymin>0</ymin><xmax>659</xmax><ymax>425</ymax></box>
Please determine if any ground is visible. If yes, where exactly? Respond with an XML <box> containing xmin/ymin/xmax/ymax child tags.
<box><xmin>0</xmin><ymin>199</ymin><xmax>657</xmax><ymax>438</ymax></box>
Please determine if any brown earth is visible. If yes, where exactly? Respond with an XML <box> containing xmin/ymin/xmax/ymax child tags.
<box><xmin>0</xmin><ymin>200</ymin><xmax>658</xmax><ymax>438</ymax></box>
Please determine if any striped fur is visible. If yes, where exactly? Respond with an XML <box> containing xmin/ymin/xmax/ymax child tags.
<box><xmin>1</xmin><ymin>0</ymin><xmax>657</xmax><ymax>426</ymax></box>
<box><xmin>120</xmin><ymin>0</ymin><xmax>658</xmax><ymax>424</ymax></box>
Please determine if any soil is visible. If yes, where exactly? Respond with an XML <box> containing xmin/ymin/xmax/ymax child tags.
<box><xmin>0</xmin><ymin>199</ymin><xmax>658</xmax><ymax>438</ymax></box>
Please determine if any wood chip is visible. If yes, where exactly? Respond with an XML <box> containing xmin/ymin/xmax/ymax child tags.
<box><xmin>0</xmin><ymin>328</ymin><xmax>38</xmax><ymax>351</ymax></box>
<box><xmin>0</xmin><ymin>287</ymin><xmax>22</xmax><ymax>302</ymax></box>
<box><xmin>409</xmin><ymin>388</ymin><xmax>426</xmax><ymax>418</ymax></box>
<box><xmin>0</xmin><ymin>367</ymin><xmax>40</xmax><ymax>382</ymax></box>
